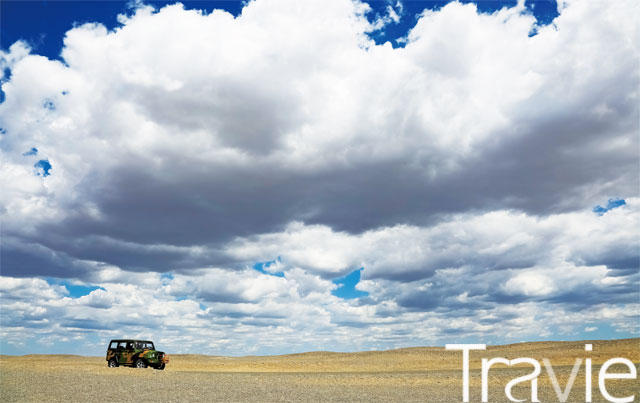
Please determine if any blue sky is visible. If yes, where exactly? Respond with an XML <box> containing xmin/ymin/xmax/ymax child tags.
<box><xmin>0</xmin><ymin>0</ymin><xmax>638</xmax><ymax>356</ymax></box>
<box><xmin>1</xmin><ymin>1</ymin><xmax>560</xmax><ymax>60</ymax></box>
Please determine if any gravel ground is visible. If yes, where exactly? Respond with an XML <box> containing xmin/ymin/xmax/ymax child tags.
<box><xmin>2</xmin><ymin>366</ymin><xmax>638</xmax><ymax>403</ymax></box>
<box><xmin>1</xmin><ymin>339</ymin><xmax>638</xmax><ymax>403</ymax></box>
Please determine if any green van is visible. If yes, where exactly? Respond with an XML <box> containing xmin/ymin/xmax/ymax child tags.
<box><xmin>106</xmin><ymin>339</ymin><xmax>169</xmax><ymax>370</ymax></box>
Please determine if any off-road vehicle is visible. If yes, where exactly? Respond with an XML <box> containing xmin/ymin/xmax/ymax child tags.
<box><xmin>106</xmin><ymin>339</ymin><xmax>169</xmax><ymax>370</ymax></box>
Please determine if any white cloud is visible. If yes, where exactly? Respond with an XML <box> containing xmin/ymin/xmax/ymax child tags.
<box><xmin>501</xmin><ymin>264</ymin><xmax>610</xmax><ymax>299</ymax></box>
<box><xmin>504</xmin><ymin>271</ymin><xmax>556</xmax><ymax>297</ymax></box>
<box><xmin>0</xmin><ymin>277</ymin><xmax>65</xmax><ymax>300</ymax></box>
<box><xmin>1</xmin><ymin>0</ymin><xmax>636</xmax><ymax>236</ymax></box>
<box><xmin>0</xmin><ymin>0</ymin><xmax>637</xmax><ymax>354</ymax></box>
<box><xmin>226</xmin><ymin>199</ymin><xmax>639</xmax><ymax>282</ymax></box>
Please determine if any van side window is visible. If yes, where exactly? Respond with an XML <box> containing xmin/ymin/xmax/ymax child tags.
<box><xmin>109</xmin><ymin>341</ymin><xmax>118</xmax><ymax>349</ymax></box>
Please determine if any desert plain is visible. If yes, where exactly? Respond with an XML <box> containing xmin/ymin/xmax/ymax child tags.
<box><xmin>1</xmin><ymin>338</ymin><xmax>638</xmax><ymax>403</ymax></box>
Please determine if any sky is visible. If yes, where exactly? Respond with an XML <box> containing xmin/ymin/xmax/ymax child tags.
<box><xmin>0</xmin><ymin>0</ymin><xmax>638</xmax><ymax>356</ymax></box>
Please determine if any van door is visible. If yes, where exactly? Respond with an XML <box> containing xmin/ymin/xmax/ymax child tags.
<box><xmin>106</xmin><ymin>341</ymin><xmax>118</xmax><ymax>363</ymax></box>
<box><xmin>117</xmin><ymin>341</ymin><xmax>132</xmax><ymax>364</ymax></box>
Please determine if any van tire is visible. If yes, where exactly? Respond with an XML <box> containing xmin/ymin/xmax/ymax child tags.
<box><xmin>135</xmin><ymin>359</ymin><xmax>147</xmax><ymax>369</ymax></box>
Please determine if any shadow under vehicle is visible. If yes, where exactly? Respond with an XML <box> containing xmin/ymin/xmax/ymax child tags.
<box><xmin>106</xmin><ymin>339</ymin><xmax>169</xmax><ymax>370</ymax></box>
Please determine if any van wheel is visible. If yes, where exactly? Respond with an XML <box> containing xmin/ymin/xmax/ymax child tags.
<box><xmin>108</xmin><ymin>359</ymin><xmax>118</xmax><ymax>368</ymax></box>
<box><xmin>155</xmin><ymin>363</ymin><xmax>165</xmax><ymax>370</ymax></box>
<box><xmin>135</xmin><ymin>359</ymin><xmax>147</xmax><ymax>369</ymax></box>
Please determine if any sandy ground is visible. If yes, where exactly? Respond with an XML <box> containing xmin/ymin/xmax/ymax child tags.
<box><xmin>1</xmin><ymin>338</ymin><xmax>638</xmax><ymax>402</ymax></box>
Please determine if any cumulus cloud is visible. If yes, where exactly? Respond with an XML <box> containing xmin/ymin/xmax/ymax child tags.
<box><xmin>0</xmin><ymin>0</ymin><xmax>637</xmax><ymax>354</ymax></box>
<box><xmin>227</xmin><ymin>199</ymin><xmax>639</xmax><ymax>283</ymax></box>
